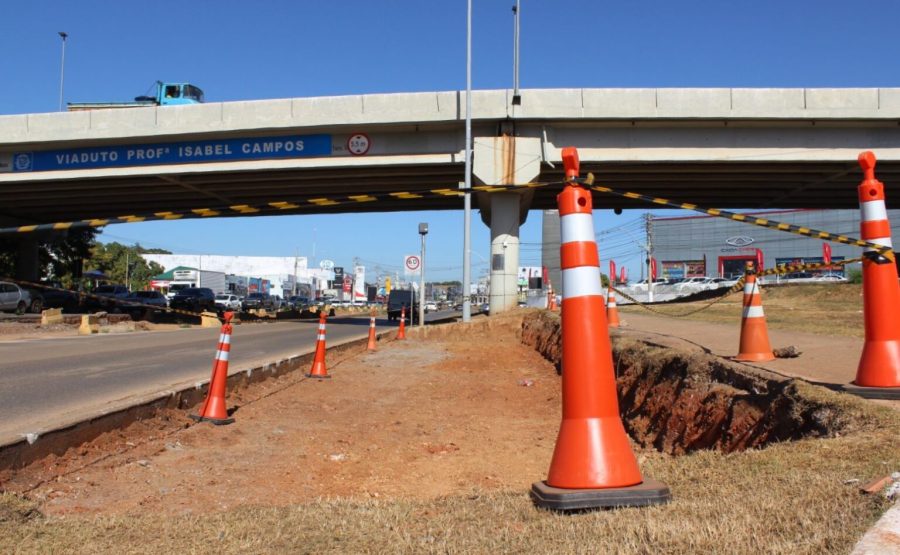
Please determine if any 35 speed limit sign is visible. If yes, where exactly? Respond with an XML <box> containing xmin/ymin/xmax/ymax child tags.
<box><xmin>404</xmin><ymin>255</ymin><xmax>421</xmax><ymax>275</ymax></box>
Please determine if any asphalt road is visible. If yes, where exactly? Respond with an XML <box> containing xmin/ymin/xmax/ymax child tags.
<box><xmin>0</xmin><ymin>312</ymin><xmax>459</xmax><ymax>445</ymax></box>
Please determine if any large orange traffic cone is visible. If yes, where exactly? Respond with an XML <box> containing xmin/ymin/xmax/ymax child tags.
<box><xmin>850</xmin><ymin>151</ymin><xmax>900</xmax><ymax>399</ymax></box>
<box><xmin>191</xmin><ymin>311</ymin><xmax>235</xmax><ymax>425</ymax></box>
<box><xmin>306</xmin><ymin>311</ymin><xmax>331</xmax><ymax>379</ymax></box>
<box><xmin>531</xmin><ymin>147</ymin><xmax>670</xmax><ymax>511</ymax></box>
<box><xmin>734</xmin><ymin>264</ymin><xmax>775</xmax><ymax>362</ymax></box>
<box><xmin>367</xmin><ymin>310</ymin><xmax>378</xmax><ymax>351</ymax></box>
<box><xmin>606</xmin><ymin>285</ymin><xmax>620</xmax><ymax>328</ymax></box>
<box><xmin>396</xmin><ymin>305</ymin><xmax>407</xmax><ymax>340</ymax></box>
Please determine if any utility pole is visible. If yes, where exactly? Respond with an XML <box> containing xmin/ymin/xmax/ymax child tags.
<box><xmin>645</xmin><ymin>213</ymin><xmax>654</xmax><ymax>303</ymax></box>
<box><xmin>293</xmin><ymin>250</ymin><xmax>298</xmax><ymax>297</ymax></box>
<box><xmin>125</xmin><ymin>252</ymin><xmax>130</xmax><ymax>290</ymax></box>
<box><xmin>511</xmin><ymin>0</ymin><xmax>521</xmax><ymax>105</ymax></box>
<box><xmin>462</xmin><ymin>0</ymin><xmax>473</xmax><ymax>323</ymax></box>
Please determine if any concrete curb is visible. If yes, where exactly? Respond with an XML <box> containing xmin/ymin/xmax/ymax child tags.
<box><xmin>851</xmin><ymin>501</ymin><xmax>900</xmax><ymax>554</ymax></box>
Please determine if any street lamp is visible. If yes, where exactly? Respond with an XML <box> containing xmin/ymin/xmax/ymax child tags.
<box><xmin>58</xmin><ymin>32</ymin><xmax>68</xmax><ymax>112</ymax></box>
<box><xmin>418</xmin><ymin>222</ymin><xmax>428</xmax><ymax>330</ymax></box>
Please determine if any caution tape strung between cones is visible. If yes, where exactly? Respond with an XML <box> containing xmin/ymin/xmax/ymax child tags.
<box><xmin>577</xmin><ymin>175</ymin><xmax>896</xmax><ymax>261</ymax></box>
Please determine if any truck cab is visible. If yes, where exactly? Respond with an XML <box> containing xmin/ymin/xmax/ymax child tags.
<box><xmin>134</xmin><ymin>82</ymin><xmax>205</xmax><ymax>106</ymax></box>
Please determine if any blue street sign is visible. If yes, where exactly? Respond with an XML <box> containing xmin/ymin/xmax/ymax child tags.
<box><xmin>13</xmin><ymin>134</ymin><xmax>333</xmax><ymax>172</ymax></box>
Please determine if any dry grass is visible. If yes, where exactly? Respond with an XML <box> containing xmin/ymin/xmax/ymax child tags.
<box><xmin>1</xmin><ymin>396</ymin><xmax>896</xmax><ymax>554</ymax></box>
<box><xmin>621</xmin><ymin>283</ymin><xmax>865</xmax><ymax>337</ymax></box>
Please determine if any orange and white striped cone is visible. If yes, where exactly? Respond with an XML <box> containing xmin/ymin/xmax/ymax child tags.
<box><xmin>734</xmin><ymin>265</ymin><xmax>775</xmax><ymax>362</ymax></box>
<box><xmin>191</xmin><ymin>311</ymin><xmax>235</xmax><ymax>425</ymax></box>
<box><xmin>396</xmin><ymin>305</ymin><xmax>407</xmax><ymax>340</ymax></box>
<box><xmin>367</xmin><ymin>310</ymin><xmax>378</xmax><ymax>351</ymax></box>
<box><xmin>531</xmin><ymin>146</ymin><xmax>669</xmax><ymax>511</ymax></box>
<box><xmin>306</xmin><ymin>311</ymin><xmax>331</xmax><ymax>379</ymax></box>
<box><xmin>606</xmin><ymin>285</ymin><xmax>620</xmax><ymax>328</ymax></box>
<box><xmin>848</xmin><ymin>151</ymin><xmax>900</xmax><ymax>399</ymax></box>
<box><xmin>548</xmin><ymin>285</ymin><xmax>558</xmax><ymax>311</ymax></box>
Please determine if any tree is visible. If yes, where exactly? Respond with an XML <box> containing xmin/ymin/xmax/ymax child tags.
<box><xmin>84</xmin><ymin>242</ymin><xmax>167</xmax><ymax>290</ymax></box>
<box><xmin>0</xmin><ymin>228</ymin><xmax>97</xmax><ymax>286</ymax></box>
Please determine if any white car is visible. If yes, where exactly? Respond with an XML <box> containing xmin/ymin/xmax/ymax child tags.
<box><xmin>214</xmin><ymin>294</ymin><xmax>241</xmax><ymax>311</ymax></box>
<box><xmin>425</xmin><ymin>301</ymin><xmax>438</xmax><ymax>312</ymax></box>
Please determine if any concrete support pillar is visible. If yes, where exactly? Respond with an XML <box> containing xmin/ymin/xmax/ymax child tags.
<box><xmin>16</xmin><ymin>237</ymin><xmax>40</xmax><ymax>282</ymax></box>
<box><xmin>489</xmin><ymin>193</ymin><xmax>521</xmax><ymax>313</ymax></box>
<box><xmin>474</xmin><ymin>135</ymin><xmax>542</xmax><ymax>315</ymax></box>
<box><xmin>541</xmin><ymin>209</ymin><xmax>561</xmax><ymax>295</ymax></box>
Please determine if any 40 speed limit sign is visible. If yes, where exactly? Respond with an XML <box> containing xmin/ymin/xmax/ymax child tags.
<box><xmin>404</xmin><ymin>255</ymin><xmax>421</xmax><ymax>275</ymax></box>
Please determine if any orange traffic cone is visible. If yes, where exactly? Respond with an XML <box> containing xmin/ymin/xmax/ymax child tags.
<box><xmin>850</xmin><ymin>151</ymin><xmax>900</xmax><ymax>399</ymax></box>
<box><xmin>367</xmin><ymin>310</ymin><xmax>378</xmax><ymax>351</ymax></box>
<box><xmin>734</xmin><ymin>264</ymin><xmax>775</xmax><ymax>362</ymax></box>
<box><xmin>531</xmin><ymin>147</ymin><xmax>669</xmax><ymax>511</ymax></box>
<box><xmin>548</xmin><ymin>286</ymin><xmax>558</xmax><ymax>311</ymax></box>
<box><xmin>606</xmin><ymin>285</ymin><xmax>620</xmax><ymax>328</ymax></box>
<box><xmin>306</xmin><ymin>311</ymin><xmax>330</xmax><ymax>379</ymax></box>
<box><xmin>396</xmin><ymin>305</ymin><xmax>407</xmax><ymax>340</ymax></box>
<box><xmin>191</xmin><ymin>311</ymin><xmax>235</xmax><ymax>425</ymax></box>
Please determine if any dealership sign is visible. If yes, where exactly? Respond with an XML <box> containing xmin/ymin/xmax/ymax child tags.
<box><xmin>725</xmin><ymin>236</ymin><xmax>755</xmax><ymax>247</ymax></box>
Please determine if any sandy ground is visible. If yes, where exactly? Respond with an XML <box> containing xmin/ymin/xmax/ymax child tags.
<box><xmin>5</xmin><ymin>320</ymin><xmax>562</xmax><ymax>516</ymax></box>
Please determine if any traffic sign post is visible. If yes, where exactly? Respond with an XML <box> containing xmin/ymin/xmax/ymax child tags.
<box><xmin>404</xmin><ymin>255</ymin><xmax>421</xmax><ymax>276</ymax></box>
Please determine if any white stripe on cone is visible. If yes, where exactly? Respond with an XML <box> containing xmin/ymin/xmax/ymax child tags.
<box><xmin>317</xmin><ymin>334</ymin><xmax>325</xmax><ymax>341</ymax></box>
<box><xmin>562</xmin><ymin>267</ymin><xmax>604</xmax><ymax>299</ymax></box>
<box><xmin>861</xmin><ymin>200</ymin><xmax>888</xmax><ymax>222</ymax></box>
<box><xmin>220</xmin><ymin>334</ymin><xmax>231</xmax><ymax>345</ymax></box>
<box><xmin>865</xmin><ymin>236</ymin><xmax>893</xmax><ymax>251</ymax></box>
<box><xmin>742</xmin><ymin>305</ymin><xmax>765</xmax><ymax>318</ymax></box>
<box><xmin>560</xmin><ymin>213</ymin><xmax>596</xmax><ymax>243</ymax></box>
<box><xmin>743</xmin><ymin>281</ymin><xmax>759</xmax><ymax>295</ymax></box>
<box><xmin>216</xmin><ymin>350</ymin><xmax>230</xmax><ymax>361</ymax></box>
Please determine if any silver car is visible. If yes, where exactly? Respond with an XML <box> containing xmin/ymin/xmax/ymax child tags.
<box><xmin>0</xmin><ymin>281</ymin><xmax>33</xmax><ymax>314</ymax></box>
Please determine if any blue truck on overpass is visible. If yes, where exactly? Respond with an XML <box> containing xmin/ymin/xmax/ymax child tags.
<box><xmin>67</xmin><ymin>82</ymin><xmax>204</xmax><ymax>111</ymax></box>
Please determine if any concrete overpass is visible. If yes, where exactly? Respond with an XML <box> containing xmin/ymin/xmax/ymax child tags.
<box><xmin>3</xmin><ymin>87</ymin><xmax>900</xmax><ymax>311</ymax></box>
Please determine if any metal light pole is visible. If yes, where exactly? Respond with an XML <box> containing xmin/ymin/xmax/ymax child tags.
<box><xmin>511</xmin><ymin>0</ymin><xmax>521</xmax><ymax>105</ymax></box>
<box><xmin>58</xmin><ymin>32</ymin><xmax>68</xmax><ymax>111</ymax></box>
<box><xmin>462</xmin><ymin>0</ymin><xmax>473</xmax><ymax>323</ymax></box>
<box><xmin>418</xmin><ymin>223</ymin><xmax>428</xmax><ymax>330</ymax></box>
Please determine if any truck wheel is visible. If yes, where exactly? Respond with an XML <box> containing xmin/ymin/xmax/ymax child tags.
<box><xmin>15</xmin><ymin>301</ymin><xmax>26</xmax><ymax>315</ymax></box>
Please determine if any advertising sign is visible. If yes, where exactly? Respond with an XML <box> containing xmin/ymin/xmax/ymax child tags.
<box><xmin>353</xmin><ymin>265</ymin><xmax>366</xmax><ymax>300</ymax></box>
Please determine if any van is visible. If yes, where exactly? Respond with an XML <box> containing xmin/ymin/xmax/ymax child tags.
<box><xmin>387</xmin><ymin>290</ymin><xmax>419</xmax><ymax>323</ymax></box>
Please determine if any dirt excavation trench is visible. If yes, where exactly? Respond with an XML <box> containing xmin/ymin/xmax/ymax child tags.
<box><xmin>521</xmin><ymin>311</ymin><xmax>855</xmax><ymax>456</ymax></box>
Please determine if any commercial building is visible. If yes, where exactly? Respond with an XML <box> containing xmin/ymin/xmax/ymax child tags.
<box><xmin>141</xmin><ymin>254</ymin><xmax>332</xmax><ymax>298</ymax></box>
<box><xmin>649</xmin><ymin>209</ymin><xmax>900</xmax><ymax>279</ymax></box>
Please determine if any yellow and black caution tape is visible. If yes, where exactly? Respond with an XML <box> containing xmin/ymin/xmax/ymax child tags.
<box><xmin>0</xmin><ymin>181</ymin><xmax>554</xmax><ymax>237</ymax></box>
<box><xmin>1</xmin><ymin>277</ymin><xmax>214</xmax><ymax>320</ymax></box>
<box><xmin>613</xmin><ymin>257</ymin><xmax>862</xmax><ymax>318</ymax></box>
<box><xmin>577</xmin><ymin>175</ymin><xmax>895</xmax><ymax>261</ymax></box>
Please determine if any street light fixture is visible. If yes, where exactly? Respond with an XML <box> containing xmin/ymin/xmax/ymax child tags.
<box><xmin>58</xmin><ymin>32</ymin><xmax>68</xmax><ymax>112</ymax></box>
<box><xmin>418</xmin><ymin>222</ymin><xmax>428</xmax><ymax>330</ymax></box>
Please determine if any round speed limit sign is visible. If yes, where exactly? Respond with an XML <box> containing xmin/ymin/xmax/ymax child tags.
<box><xmin>405</xmin><ymin>255</ymin><xmax>421</xmax><ymax>272</ymax></box>
<box><xmin>347</xmin><ymin>133</ymin><xmax>371</xmax><ymax>156</ymax></box>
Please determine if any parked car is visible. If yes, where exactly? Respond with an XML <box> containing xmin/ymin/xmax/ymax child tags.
<box><xmin>89</xmin><ymin>284</ymin><xmax>131</xmax><ymax>311</ymax></box>
<box><xmin>814</xmin><ymin>273</ymin><xmax>848</xmax><ymax>282</ymax></box>
<box><xmin>169</xmin><ymin>287</ymin><xmax>217</xmax><ymax>313</ymax></box>
<box><xmin>0</xmin><ymin>281</ymin><xmax>34</xmax><ymax>314</ymax></box>
<box><xmin>122</xmin><ymin>290</ymin><xmax>168</xmax><ymax>318</ymax></box>
<box><xmin>36</xmin><ymin>280</ymin><xmax>80</xmax><ymax>311</ymax></box>
<box><xmin>242</xmin><ymin>292</ymin><xmax>275</xmax><ymax>311</ymax></box>
<box><xmin>214</xmin><ymin>294</ymin><xmax>242</xmax><ymax>311</ymax></box>
<box><xmin>425</xmin><ymin>301</ymin><xmax>438</xmax><ymax>312</ymax></box>
<box><xmin>286</xmin><ymin>296</ymin><xmax>310</xmax><ymax>310</ymax></box>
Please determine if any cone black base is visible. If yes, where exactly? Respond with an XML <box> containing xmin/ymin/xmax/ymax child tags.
<box><xmin>842</xmin><ymin>383</ymin><xmax>900</xmax><ymax>400</ymax></box>
<box><xmin>190</xmin><ymin>414</ymin><xmax>235</xmax><ymax>426</ymax></box>
<box><xmin>530</xmin><ymin>478</ymin><xmax>671</xmax><ymax>511</ymax></box>
<box><xmin>305</xmin><ymin>374</ymin><xmax>332</xmax><ymax>379</ymax></box>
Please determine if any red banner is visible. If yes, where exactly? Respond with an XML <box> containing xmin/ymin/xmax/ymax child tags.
<box><xmin>650</xmin><ymin>258</ymin><xmax>658</xmax><ymax>281</ymax></box>
<box><xmin>609</xmin><ymin>260</ymin><xmax>616</xmax><ymax>284</ymax></box>
<box><xmin>823</xmin><ymin>243</ymin><xmax>832</xmax><ymax>265</ymax></box>
<box><xmin>620</xmin><ymin>267</ymin><xmax>627</xmax><ymax>284</ymax></box>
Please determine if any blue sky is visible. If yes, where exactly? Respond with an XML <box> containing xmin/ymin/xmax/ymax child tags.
<box><xmin>4</xmin><ymin>1</ymin><xmax>900</xmax><ymax>281</ymax></box>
